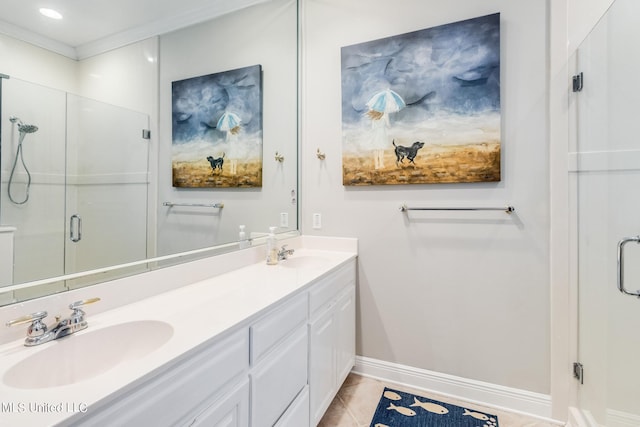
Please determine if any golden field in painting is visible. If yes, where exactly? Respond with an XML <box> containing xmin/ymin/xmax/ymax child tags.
<box><xmin>173</xmin><ymin>159</ymin><xmax>262</xmax><ymax>188</ymax></box>
<box><xmin>343</xmin><ymin>142</ymin><xmax>500</xmax><ymax>186</ymax></box>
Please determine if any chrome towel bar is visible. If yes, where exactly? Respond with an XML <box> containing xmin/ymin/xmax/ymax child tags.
<box><xmin>163</xmin><ymin>202</ymin><xmax>224</xmax><ymax>208</ymax></box>
<box><xmin>400</xmin><ymin>205</ymin><xmax>515</xmax><ymax>214</ymax></box>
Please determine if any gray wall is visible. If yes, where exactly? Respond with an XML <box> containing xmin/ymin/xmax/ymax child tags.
<box><xmin>300</xmin><ymin>0</ymin><xmax>550</xmax><ymax>394</ymax></box>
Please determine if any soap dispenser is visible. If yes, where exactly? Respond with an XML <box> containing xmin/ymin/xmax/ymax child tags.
<box><xmin>238</xmin><ymin>225</ymin><xmax>250</xmax><ymax>249</ymax></box>
<box><xmin>266</xmin><ymin>226</ymin><xmax>278</xmax><ymax>265</ymax></box>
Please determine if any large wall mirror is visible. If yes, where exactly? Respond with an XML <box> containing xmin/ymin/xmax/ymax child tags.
<box><xmin>0</xmin><ymin>0</ymin><xmax>298</xmax><ymax>306</ymax></box>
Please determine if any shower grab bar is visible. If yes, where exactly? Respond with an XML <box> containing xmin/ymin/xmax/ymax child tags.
<box><xmin>69</xmin><ymin>214</ymin><xmax>82</xmax><ymax>243</ymax></box>
<box><xmin>616</xmin><ymin>236</ymin><xmax>640</xmax><ymax>298</ymax></box>
<box><xmin>400</xmin><ymin>204</ymin><xmax>515</xmax><ymax>214</ymax></box>
<box><xmin>163</xmin><ymin>202</ymin><xmax>224</xmax><ymax>208</ymax></box>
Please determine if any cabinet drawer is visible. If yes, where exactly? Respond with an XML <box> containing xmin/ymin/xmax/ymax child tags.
<box><xmin>251</xmin><ymin>326</ymin><xmax>308</xmax><ymax>427</ymax></box>
<box><xmin>309</xmin><ymin>261</ymin><xmax>355</xmax><ymax>318</ymax></box>
<box><xmin>251</xmin><ymin>292</ymin><xmax>307</xmax><ymax>364</ymax></box>
<box><xmin>274</xmin><ymin>386</ymin><xmax>309</xmax><ymax>427</ymax></box>
<box><xmin>74</xmin><ymin>329</ymin><xmax>249</xmax><ymax>427</ymax></box>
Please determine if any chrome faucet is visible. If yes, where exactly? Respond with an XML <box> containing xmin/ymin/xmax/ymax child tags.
<box><xmin>6</xmin><ymin>298</ymin><xmax>100</xmax><ymax>346</ymax></box>
<box><xmin>277</xmin><ymin>245</ymin><xmax>295</xmax><ymax>261</ymax></box>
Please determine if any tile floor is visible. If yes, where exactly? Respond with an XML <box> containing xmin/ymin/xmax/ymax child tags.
<box><xmin>318</xmin><ymin>374</ymin><xmax>563</xmax><ymax>427</ymax></box>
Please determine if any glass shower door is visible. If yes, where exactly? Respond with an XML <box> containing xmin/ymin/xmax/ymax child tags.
<box><xmin>574</xmin><ymin>0</ymin><xmax>640</xmax><ymax>425</ymax></box>
<box><xmin>64</xmin><ymin>94</ymin><xmax>150</xmax><ymax>287</ymax></box>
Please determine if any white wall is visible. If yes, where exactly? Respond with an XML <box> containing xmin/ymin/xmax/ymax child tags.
<box><xmin>568</xmin><ymin>0</ymin><xmax>616</xmax><ymax>52</ymax></box>
<box><xmin>301</xmin><ymin>0</ymin><xmax>550</xmax><ymax>395</ymax></box>
<box><xmin>76</xmin><ymin>39</ymin><xmax>158</xmax><ymax>115</ymax></box>
<box><xmin>0</xmin><ymin>34</ymin><xmax>78</xmax><ymax>93</ymax></box>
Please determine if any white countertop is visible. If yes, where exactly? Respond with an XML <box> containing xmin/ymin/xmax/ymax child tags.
<box><xmin>0</xmin><ymin>243</ymin><xmax>357</xmax><ymax>427</ymax></box>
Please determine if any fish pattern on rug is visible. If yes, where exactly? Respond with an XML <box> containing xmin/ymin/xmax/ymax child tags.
<box><xmin>369</xmin><ymin>387</ymin><xmax>499</xmax><ymax>427</ymax></box>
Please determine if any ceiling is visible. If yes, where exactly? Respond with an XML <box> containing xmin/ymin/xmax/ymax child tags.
<box><xmin>0</xmin><ymin>0</ymin><xmax>269</xmax><ymax>60</ymax></box>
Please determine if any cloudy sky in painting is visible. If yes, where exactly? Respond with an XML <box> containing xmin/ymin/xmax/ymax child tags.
<box><xmin>341</xmin><ymin>13</ymin><xmax>500</xmax><ymax>128</ymax></box>
<box><xmin>171</xmin><ymin>64</ymin><xmax>263</xmax><ymax>162</ymax></box>
<box><xmin>172</xmin><ymin>64</ymin><xmax>262</xmax><ymax>145</ymax></box>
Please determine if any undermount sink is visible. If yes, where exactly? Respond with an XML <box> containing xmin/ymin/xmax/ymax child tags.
<box><xmin>3</xmin><ymin>320</ymin><xmax>173</xmax><ymax>389</ymax></box>
<box><xmin>279</xmin><ymin>255</ymin><xmax>332</xmax><ymax>269</ymax></box>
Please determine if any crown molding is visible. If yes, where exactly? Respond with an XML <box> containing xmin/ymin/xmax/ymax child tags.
<box><xmin>0</xmin><ymin>20</ymin><xmax>77</xmax><ymax>59</ymax></box>
<box><xmin>0</xmin><ymin>0</ymin><xmax>272</xmax><ymax>61</ymax></box>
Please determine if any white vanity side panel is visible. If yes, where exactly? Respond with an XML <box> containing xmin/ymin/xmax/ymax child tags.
<box><xmin>250</xmin><ymin>326</ymin><xmax>308</xmax><ymax>427</ymax></box>
<box><xmin>250</xmin><ymin>292</ymin><xmax>307</xmax><ymax>365</ymax></box>
<box><xmin>336</xmin><ymin>285</ymin><xmax>356</xmax><ymax>386</ymax></box>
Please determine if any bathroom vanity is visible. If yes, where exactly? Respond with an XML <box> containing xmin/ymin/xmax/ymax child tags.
<box><xmin>0</xmin><ymin>236</ymin><xmax>357</xmax><ymax>427</ymax></box>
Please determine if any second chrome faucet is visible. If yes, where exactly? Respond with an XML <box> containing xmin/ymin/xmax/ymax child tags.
<box><xmin>277</xmin><ymin>245</ymin><xmax>295</xmax><ymax>261</ymax></box>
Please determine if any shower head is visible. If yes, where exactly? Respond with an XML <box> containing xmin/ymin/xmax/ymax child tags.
<box><xmin>18</xmin><ymin>123</ymin><xmax>38</xmax><ymax>134</ymax></box>
<box><xmin>9</xmin><ymin>116</ymin><xmax>38</xmax><ymax>133</ymax></box>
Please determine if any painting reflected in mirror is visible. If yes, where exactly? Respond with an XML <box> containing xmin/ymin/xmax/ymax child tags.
<box><xmin>172</xmin><ymin>64</ymin><xmax>264</xmax><ymax>188</ymax></box>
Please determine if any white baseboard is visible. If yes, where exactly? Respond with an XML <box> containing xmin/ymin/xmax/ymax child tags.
<box><xmin>567</xmin><ymin>406</ymin><xmax>640</xmax><ymax>427</ymax></box>
<box><xmin>567</xmin><ymin>406</ymin><xmax>593</xmax><ymax>427</ymax></box>
<box><xmin>607</xmin><ymin>409</ymin><xmax>640</xmax><ymax>427</ymax></box>
<box><xmin>353</xmin><ymin>356</ymin><xmax>561</xmax><ymax>424</ymax></box>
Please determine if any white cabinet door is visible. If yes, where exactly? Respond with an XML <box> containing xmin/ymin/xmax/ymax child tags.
<box><xmin>308</xmin><ymin>262</ymin><xmax>356</xmax><ymax>427</ymax></box>
<box><xmin>251</xmin><ymin>327</ymin><xmax>308</xmax><ymax>427</ymax></box>
<box><xmin>309</xmin><ymin>307</ymin><xmax>336</xmax><ymax>426</ymax></box>
<box><xmin>274</xmin><ymin>386</ymin><xmax>309</xmax><ymax>427</ymax></box>
<box><xmin>192</xmin><ymin>379</ymin><xmax>250</xmax><ymax>427</ymax></box>
<box><xmin>335</xmin><ymin>286</ymin><xmax>355</xmax><ymax>386</ymax></box>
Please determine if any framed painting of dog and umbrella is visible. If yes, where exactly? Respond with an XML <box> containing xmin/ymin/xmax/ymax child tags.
<box><xmin>341</xmin><ymin>13</ymin><xmax>501</xmax><ymax>186</ymax></box>
<box><xmin>171</xmin><ymin>64</ymin><xmax>263</xmax><ymax>188</ymax></box>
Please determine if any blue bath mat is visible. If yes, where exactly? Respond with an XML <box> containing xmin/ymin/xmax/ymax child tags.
<box><xmin>369</xmin><ymin>388</ymin><xmax>499</xmax><ymax>427</ymax></box>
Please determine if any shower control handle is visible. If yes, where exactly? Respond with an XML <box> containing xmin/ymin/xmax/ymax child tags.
<box><xmin>616</xmin><ymin>236</ymin><xmax>640</xmax><ymax>298</ymax></box>
<box><xmin>70</xmin><ymin>214</ymin><xmax>82</xmax><ymax>243</ymax></box>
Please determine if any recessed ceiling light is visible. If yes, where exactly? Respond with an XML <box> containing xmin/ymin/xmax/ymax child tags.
<box><xmin>39</xmin><ymin>8</ymin><xmax>63</xmax><ymax>20</ymax></box>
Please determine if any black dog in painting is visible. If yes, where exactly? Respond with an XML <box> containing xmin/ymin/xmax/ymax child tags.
<box><xmin>392</xmin><ymin>140</ymin><xmax>425</xmax><ymax>165</ymax></box>
<box><xmin>206</xmin><ymin>153</ymin><xmax>225</xmax><ymax>172</ymax></box>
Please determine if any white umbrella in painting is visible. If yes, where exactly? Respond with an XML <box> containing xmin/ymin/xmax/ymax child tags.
<box><xmin>365</xmin><ymin>89</ymin><xmax>405</xmax><ymax>170</ymax></box>
<box><xmin>366</xmin><ymin>89</ymin><xmax>406</xmax><ymax>114</ymax></box>
<box><xmin>217</xmin><ymin>111</ymin><xmax>242</xmax><ymax>136</ymax></box>
<box><xmin>217</xmin><ymin>111</ymin><xmax>242</xmax><ymax>175</ymax></box>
